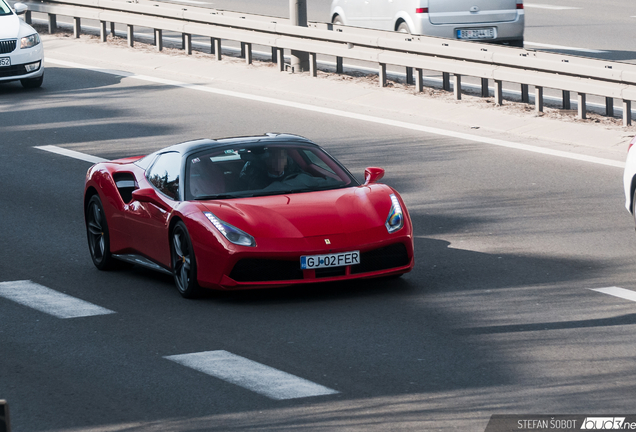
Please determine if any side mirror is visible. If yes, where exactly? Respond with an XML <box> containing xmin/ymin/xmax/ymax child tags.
<box><xmin>13</xmin><ymin>3</ymin><xmax>27</xmax><ymax>14</ymax></box>
<box><xmin>131</xmin><ymin>188</ymin><xmax>167</xmax><ymax>209</ymax></box>
<box><xmin>364</xmin><ymin>167</ymin><xmax>385</xmax><ymax>185</ymax></box>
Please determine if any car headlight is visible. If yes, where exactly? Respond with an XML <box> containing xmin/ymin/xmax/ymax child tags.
<box><xmin>20</xmin><ymin>33</ymin><xmax>40</xmax><ymax>49</ymax></box>
<box><xmin>385</xmin><ymin>194</ymin><xmax>404</xmax><ymax>233</ymax></box>
<box><xmin>204</xmin><ymin>212</ymin><xmax>256</xmax><ymax>247</ymax></box>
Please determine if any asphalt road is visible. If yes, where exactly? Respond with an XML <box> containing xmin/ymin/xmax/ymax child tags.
<box><xmin>2</xmin><ymin>41</ymin><xmax>636</xmax><ymax>431</ymax></box>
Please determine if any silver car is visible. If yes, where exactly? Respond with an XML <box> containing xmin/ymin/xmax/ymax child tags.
<box><xmin>330</xmin><ymin>0</ymin><xmax>524</xmax><ymax>47</ymax></box>
<box><xmin>0</xmin><ymin>0</ymin><xmax>44</xmax><ymax>88</ymax></box>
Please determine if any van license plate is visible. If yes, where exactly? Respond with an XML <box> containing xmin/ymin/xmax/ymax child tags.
<box><xmin>301</xmin><ymin>251</ymin><xmax>360</xmax><ymax>269</ymax></box>
<box><xmin>457</xmin><ymin>28</ymin><xmax>496</xmax><ymax>40</ymax></box>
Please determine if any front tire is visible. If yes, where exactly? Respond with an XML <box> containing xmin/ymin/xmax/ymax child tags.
<box><xmin>171</xmin><ymin>221</ymin><xmax>201</xmax><ymax>298</ymax></box>
<box><xmin>86</xmin><ymin>195</ymin><xmax>114</xmax><ymax>270</ymax></box>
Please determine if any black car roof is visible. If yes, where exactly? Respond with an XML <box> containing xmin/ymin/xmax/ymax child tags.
<box><xmin>135</xmin><ymin>133</ymin><xmax>316</xmax><ymax>170</ymax></box>
<box><xmin>167</xmin><ymin>133</ymin><xmax>314</xmax><ymax>155</ymax></box>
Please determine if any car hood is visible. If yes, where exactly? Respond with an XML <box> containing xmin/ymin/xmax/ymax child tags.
<box><xmin>0</xmin><ymin>15</ymin><xmax>36</xmax><ymax>39</ymax></box>
<box><xmin>201</xmin><ymin>185</ymin><xmax>394</xmax><ymax>239</ymax></box>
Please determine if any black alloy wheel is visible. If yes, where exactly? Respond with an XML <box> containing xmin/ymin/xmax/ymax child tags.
<box><xmin>86</xmin><ymin>195</ymin><xmax>114</xmax><ymax>270</ymax></box>
<box><xmin>171</xmin><ymin>221</ymin><xmax>201</xmax><ymax>298</ymax></box>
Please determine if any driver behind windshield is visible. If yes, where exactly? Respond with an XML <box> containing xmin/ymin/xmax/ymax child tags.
<box><xmin>240</xmin><ymin>147</ymin><xmax>300</xmax><ymax>190</ymax></box>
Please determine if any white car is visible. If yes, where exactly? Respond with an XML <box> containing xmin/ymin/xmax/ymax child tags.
<box><xmin>623</xmin><ymin>136</ymin><xmax>636</xmax><ymax>219</ymax></box>
<box><xmin>0</xmin><ymin>0</ymin><xmax>44</xmax><ymax>88</ymax></box>
<box><xmin>330</xmin><ymin>0</ymin><xmax>524</xmax><ymax>47</ymax></box>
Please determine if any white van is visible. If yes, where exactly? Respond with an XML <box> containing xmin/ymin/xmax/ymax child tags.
<box><xmin>330</xmin><ymin>0</ymin><xmax>524</xmax><ymax>47</ymax></box>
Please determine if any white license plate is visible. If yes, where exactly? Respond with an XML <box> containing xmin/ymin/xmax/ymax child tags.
<box><xmin>0</xmin><ymin>57</ymin><xmax>10</xmax><ymax>67</ymax></box>
<box><xmin>300</xmin><ymin>251</ymin><xmax>360</xmax><ymax>270</ymax></box>
<box><xmin>457</xmin><ymin>28</ymin><xmax>496</xmax><ymax>40</ymax></box>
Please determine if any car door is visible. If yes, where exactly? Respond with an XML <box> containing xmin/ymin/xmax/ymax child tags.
<box><xmin>428</xmin><ymin>0</ymin><xmax>518</xmax><ymax>24</ymax></box>
<box><xmin>371</xmin><ymin>0</ymin><xmax>398</xmax><ymax>31</ymax></box>
<box><xmin>341</xmin><ymin>0</ymin><xmax>373</xmax><ymax>28</ymax></box>
<box><xmin>124</xmin><ymin>151</ymin><xmax>181</xmax><ymax>266</ymax></box>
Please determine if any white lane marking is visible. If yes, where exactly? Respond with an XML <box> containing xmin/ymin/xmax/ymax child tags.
<box><xmin>34</xmin><ymin>145</ymin><xmax>108</xmax><ymax>163</ymax></box>
<box><xmin>590</xmin><ymin>286</ymin><xmax>636</xmax><ymax>302</ymax></box>
<box><xmin>170</xmin><ymin>0</ymin><xmax>210</xmax><ymax>3</ymax></box>
<box><xmin>524</xmin><ymin>41</ymin><xmax>607</xmax><ymax>54</ymax></box>
<box><xmin>0</xmin><ymin>280</ymin><xmax>115</xmax><ymax>319</ymax></box>
<box><xmin>46</xmin><ymin>58</ymin><xmax>624</xmax><ymax>169</ymax></box>
<box><xmin>524</xmin><ymin>4</ymin><xmax>581</xmax><ymax>10</ymax></box>
<box><xmin>164</xmin><ymin>350</ymin><xmax>339</xmax><ymax>400</ymax></box>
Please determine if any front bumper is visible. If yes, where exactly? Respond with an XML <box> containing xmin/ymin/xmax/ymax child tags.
<box><xmin>0</xmin><ymin>42</ymin><xmax>44</xmax><ymax>82</ymax></box>
<box><xmin>195</xmin><ymin>233</ymin><xmax>414</xmax><ymax>290</ymax></box>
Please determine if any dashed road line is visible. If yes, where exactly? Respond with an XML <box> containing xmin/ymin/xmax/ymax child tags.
<box><xmin>590</xmin><ymin>286</ymin><xmax>636</xmax><ymax>303</ymax></box>
<box><xmin>34</xmin><ymin>145</ymin><xmax>107</xmax><ymax>164</ymax></box>
<box><xmin>0</xmin><ymin>280</ymin><xmax>115</xmax><ymax>319</ymax></box>
<box><xmin>164</xmin><ymin>350</ymin><xmax>339</xmax><ymax>400</ymax></box>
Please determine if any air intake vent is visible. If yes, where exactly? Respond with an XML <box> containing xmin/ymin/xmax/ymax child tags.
<box><xmin>0</xmin><ymin>40</ymin><xmax>17</xmax><ymax>54</ymax></box>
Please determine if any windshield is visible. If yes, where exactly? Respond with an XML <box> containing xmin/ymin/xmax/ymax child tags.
<box><xmin>186</xmin><ymin>142</ymin><xmax>357</xmax><ymax>200</ymax></box>
<box><xmin>0</xmin><ymin>0</ymin><xmax>13</xmax><ymax>15</ymax></box>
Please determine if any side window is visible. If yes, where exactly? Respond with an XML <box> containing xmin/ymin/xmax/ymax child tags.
<box><xmin>147</xmin><ymin>152</ymin><xmax>181</xmax><ymax>200</ymax></box>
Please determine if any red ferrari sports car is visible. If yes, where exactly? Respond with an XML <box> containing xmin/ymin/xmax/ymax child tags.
<box><xmin>84</xmin><ymin>134</ymin><xmax>414</xmax><ymax>297</ymax></box>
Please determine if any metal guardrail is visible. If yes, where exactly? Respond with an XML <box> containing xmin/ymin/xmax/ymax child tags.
<box><xmin>23</xmin><ymin>0</ymin><xmax>636</xmax><ymax>126</ymax></box>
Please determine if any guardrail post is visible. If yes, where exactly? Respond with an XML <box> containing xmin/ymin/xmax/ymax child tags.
<box><xmin>535</xmin><ymin>86</ymin><xmax>543</xmax><ymax>113</ymax></box>
<box><xmin>183</xmin><ymin>34</ymin><xmax>192</xmax><ymax>55</ymax></box>
<box><xmin>416</xmin><ymin>68</ymin><xmax>424</xmax><ymax>92</ymax></box>
<box><xmin>155</xmin><ymin>29</ymin><xmax>162</xmax><ymax>51</ymax></box>
<box><xmin>48</xmin><ymin>14</ymin><xmax>56</xmax><ymax>34</ymax></box>
<box><xmin>494</xmin><ymin>80</ymin><xmax>503</xmax><ymax>105</ymax></box>
<box><xmin>110</xmin><ymin>22</ymin><xmax>115</xmax><ymax>37</ymax></box>
<box><xmin>406</xmin><ymin>67</ymin><xmax>413</xmax><ymax>85</ymax></box>
<box><xmin>624</xmin><ymin>100</ymin><xmax>632</xmax><ymax>126</ymax></box>
<box><xmin>245</xmin><ymin>43</ymin><xmax>252</xmax><ymax>64</ymax></box>
<box><xmin>277</xmin><ymin>48</ymin><xmax>285</xmax><ymax>71</ymax></box>
<box><xmin>521</xmin><ymin>84</ymin><xmax>529</xmax><ymax>103</ymax></box>
<box><xmin>453</xmin><ymin>74</ymin><xmax>461</xmax><ymax>100</ymax></box>
<box><xmin>99</xmin><ymin>21</ymin><xmax>107</xmax><ymax>42</ymax></box>
<box><xmin>336</xmin><ymin>57</ymin><xmax>343</xmax><ymax>73</ymax></box>
<box><xmin>127</xmin><ymin>25</ymin><xmax>134</xmax><ymax>47</ymax></box>
<box><xmin>606</xmin><ymin>97</ymin><xmax>614</xmax><ymax>117</ymax></box>
<box><xmin>309</xmin><ymin>53</ymin><xmax>317</xmax><ymax>77</ymax></box>
<box><xmin>379</xmin><ymin>63</ymin><xmax>387</xmax><ymax>87</ymax></box>
<box><xmin>240</xmin><ymin>42</ymin><xmax>246</xmax><ymax>58</ymax></box>
<box><xmin>442</xmin><ymin>72</ymin><xmax>450</xmax><ymax>91</ymax></box>
<box><xmin>578</xmin><ymin>93</ymin><xmax>587</xmax><ymax>119</ymax></box>
<box><xmin>1</xmin><ymin>400</ymin><xmax>11</xmax><ymax>432</ymax></box>
<box><xmin>25</xmin><ymin>10</ymin><xmax>31</xmax><ymax>24</ymax></box>
<box><xmin>73</xmin><ymin>17</ymin><xmax>81</xmax><ymax>38</ymax></box>
<box><xmin>212</xmin><ymin>38</ymin><xmax>221</xmax><ymax>60</ymax></box>
<box><xmin>481</xmin><ymin>78</ymin><xmax>489</xmax><ymax>97</ymax></box>
<box><xmin>289</xmin><ymin>0</ymin><xmax>309</xmax><ymax>72</ymax></box>
<box><xmin>562</xmin><ymin>91</ymin><xmax>571</xmax><ymax>109</ymax></box>
<box><xmin>271</xmin><ymin>47</ymin><xmax>277</xmax><ymax>63</ymax></box>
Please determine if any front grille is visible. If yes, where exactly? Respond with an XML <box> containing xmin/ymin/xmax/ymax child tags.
<box><xmin>351</xmin><ymin>243</ymin><xmax>410</xmax><ymax>274</ymax></box>
<box><xmin>230</xmin><ymin>259</ymin><xmax>303</xmax><ymax>282</ymax></box>
<box><xmin>0</xmin><ymin>64</ymin><xmax>27</xmax><ymax>78</ymax></box>
<box><xmin>0</xmin><ymin>39</ymin><xmax>17</xmax><ymax>54</ymax></box>
<box><xmin>315</xmin><ymin>267</ymin><xmax>346</xmax><ymax>278</ymax></box>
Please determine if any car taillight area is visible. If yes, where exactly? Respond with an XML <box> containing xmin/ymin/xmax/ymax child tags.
<box><xmin>629</xmin><ymin>135</ymin><xmax>636</xmax><ymax>153</ymax></box>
